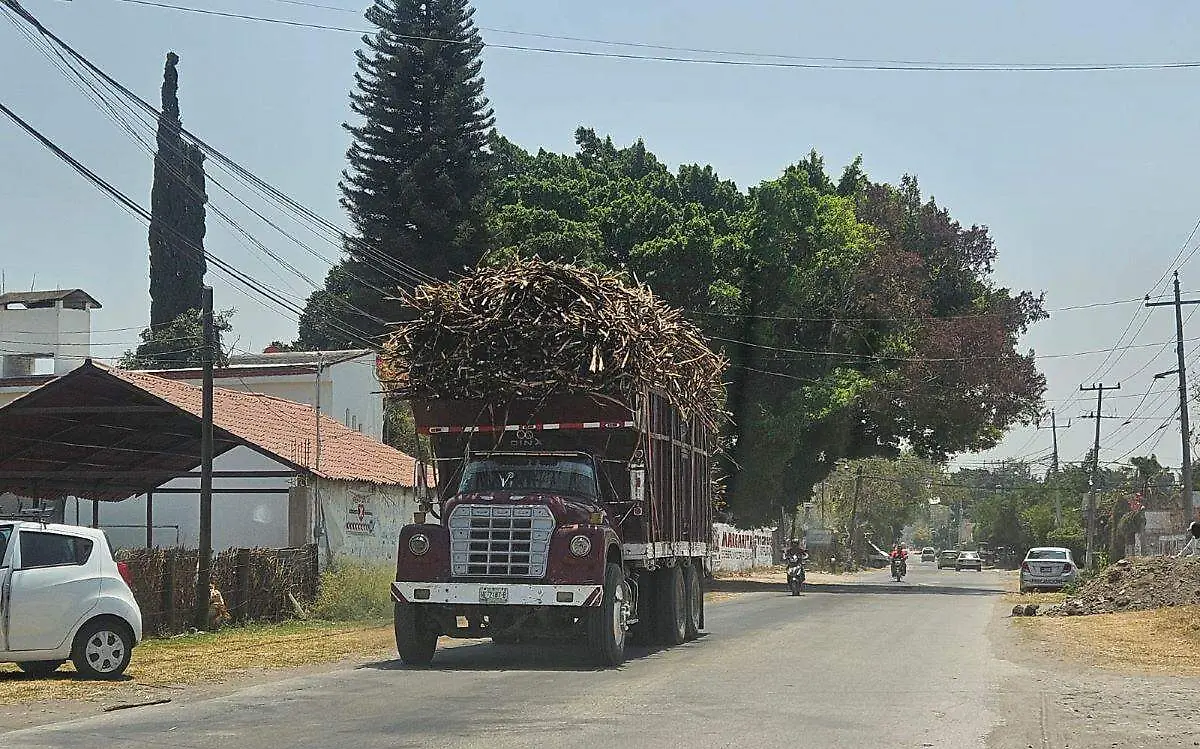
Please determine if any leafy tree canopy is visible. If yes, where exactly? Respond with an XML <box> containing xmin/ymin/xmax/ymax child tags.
<box><xmin>483</xmin><ymin>130</ymin><xmax>1047</xmax><ymax>524</ymax></box>
<box><xmin>120</xmin><ymin>308</ymin><xmax>233</xmax><ymax>370</ymax></box>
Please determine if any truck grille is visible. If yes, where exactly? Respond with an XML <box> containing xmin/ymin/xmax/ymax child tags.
<box><xmin>448</xmin><ymin>504</ymin><xmax>554</xmax><ymax>578</ymax></box>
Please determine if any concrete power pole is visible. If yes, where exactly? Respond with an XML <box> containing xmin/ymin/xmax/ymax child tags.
<box><xmin>1146</xmin><ymin>272</ymin><xmax>1200</xmax><ymax>523</ymax></box>
<box><xmin>1038</xmin><ymin>411</ymin><xmax>1072</xmax><ymax>525</ymax></box>
<box><xmin>1080</xmin><ymin>382</ymin><xmax>1121</xmax><ymax>569</ymax></box>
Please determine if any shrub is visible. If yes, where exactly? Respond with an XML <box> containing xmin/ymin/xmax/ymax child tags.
<box><xmin>311</xmin><ymin>561</ymin><xmax>394</xmax><ymax>622</ymax></box>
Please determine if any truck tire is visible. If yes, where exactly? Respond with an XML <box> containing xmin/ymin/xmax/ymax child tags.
<box><xmin>394</xmin><ymin>602</ymin><xmax>438</xmax><ymax>667</ymax></box>
<box><xmin>683</xmin><ymin>560</ymin><xmax>703</xmax><ymax>640</ymax></box>
<box><xmin>586</xmin><ymin>564</ymin><xmax>629</xmax><ymax>667</ymax></box>
<box><xmin>654</xmin><ymin>564</ymin><xmax>688</xmax><ymax>646</ymax></box>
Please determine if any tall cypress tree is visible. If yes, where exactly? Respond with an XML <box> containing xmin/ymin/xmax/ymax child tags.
<box><xmin>136</xmin><ymin>53</ymin><xmax>209</xmax><ymax>369</ymax></box>
<box><xmin>147</xmin><ymin>51</ymin><xmax>207</xmax><ymax>331</ymax></box>
<box><xmin>300</xmin><ymin>0</ymin><xmax>493</xmax><ymax>349</ymax></box>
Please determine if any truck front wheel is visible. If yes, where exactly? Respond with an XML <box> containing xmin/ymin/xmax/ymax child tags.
<box><xmin>586</xmin><ymin>563</ymin><xmax>629</xmax><ymax>667</ymax></box>
<box><xmin>654</xmin><ymin>564</ymin><xmax>688</xmax><ymax>646</ymax></box>
<box><xmin>394</xmin><ymin>602</ymin><xmax>438</xmax><ymax>667</ymax></box>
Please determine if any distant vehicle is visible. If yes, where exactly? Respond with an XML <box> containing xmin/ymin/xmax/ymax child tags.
<box><xmin>1019</xmin><ymin>547</ymin><xmax>1078</xmax><ymax>593</ymax></box>
<box><xmin>936</xmin><ymin>550</ymin><xmax>959</xmax><ymax>569</ymax></box>
<box><xmin>0</xmin><ymin>522</ymin><xmax>142</xmax><ymax>678</ymax></box>
<box><xmin>920</xmin><ymin>547</ymin><xmax>936</xmax><ymax>562</ymax></box>
<box><xmin>956</xmin><ymin>551</ymin><xmax>983</xmax><ymax>572</ymax></box>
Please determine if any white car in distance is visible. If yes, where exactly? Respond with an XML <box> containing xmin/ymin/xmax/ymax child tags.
<box><xmin>1019</xmin><ymin>546</ymin><xmax>1079</xmax><ymax>593</ymax></box>
<box><xmin>0</xmin><ymin>521</ymin><xmax>142</xmax><ymax>678</ymax></box>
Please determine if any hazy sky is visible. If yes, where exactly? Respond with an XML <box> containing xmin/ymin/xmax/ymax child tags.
<box><xmin>3</xmin><ymin>0</ymin><xmax>1200</xmax><ymax>471</ymax></box>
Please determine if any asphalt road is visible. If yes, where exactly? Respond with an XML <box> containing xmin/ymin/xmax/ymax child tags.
<box><xmin>5</xmin><ymin>563</ymin><xmax>1198</xmax><ymax>748</ymax></box>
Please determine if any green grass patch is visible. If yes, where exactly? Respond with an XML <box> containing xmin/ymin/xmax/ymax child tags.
<box><xmin>311</xmin><ymin>561</ymin><xmax>395</xmax><ymax>621</ymax></box>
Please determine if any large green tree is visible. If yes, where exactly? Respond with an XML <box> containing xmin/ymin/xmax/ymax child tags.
<box><xmin>482</xmin><ymin>131</ymin><xmax>1047</xmax><ymax>524</ymax></box>
<box><xmin>145</xmin><ymin>52</ymin><xmax>207</xmax><ymax>338</ymax></box>
<box><xmin>300</xmin><ymin>0</ymin><xmax>494</xmax><ymax>349</ymax></box>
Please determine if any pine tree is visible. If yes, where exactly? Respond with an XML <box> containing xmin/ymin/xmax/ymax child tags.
<box><xmin>301</xmin><ymin>0</ymin><xmax>493</xmax><ymax>349</ymax></box>
<box><xmin>147</xmin><ymin>52</ymin><xmax>207</xmax><ymax>331</ymax></box>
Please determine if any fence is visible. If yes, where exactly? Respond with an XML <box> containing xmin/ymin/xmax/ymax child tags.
<box><xmin>116</xmin><ymin>544</ymin><xmax>319</xmax><ymax>636</ymax></box>
<box><xmin>709</xmin><ymin>523</ymin><xmax>775</xmax><ymax>573</ymax></box>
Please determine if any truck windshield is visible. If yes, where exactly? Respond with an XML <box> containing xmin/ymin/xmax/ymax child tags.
<box><xmin>459</xmin><ymin>455</ymin><xmax>599</xmax><ymax>499</ymax></box>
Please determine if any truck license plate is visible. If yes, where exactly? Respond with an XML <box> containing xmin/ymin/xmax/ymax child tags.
<box><xmin>479</xmin><ymin>586</ymin><xmax>509</xmax><ymax>604</ymax></box>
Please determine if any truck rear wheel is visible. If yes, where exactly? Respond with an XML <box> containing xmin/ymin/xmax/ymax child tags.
<box><xmin>683</xmin><ymin>560</ymin><xmax>703</xmax><ymax>640</ymax></box>
<box><xmin>586</xmin><ymin>564</ymin><xmax>629</xmax><ymax>667</ymax></box>
<box><xmin>394</xmin><ymin>602</ymin><xmax>438</xmax><ymax>667</ymax></box>
<box><xmin>654</xmin><ymin>564</ymin><xmax>688</xmax><ymax>646</ymax></box>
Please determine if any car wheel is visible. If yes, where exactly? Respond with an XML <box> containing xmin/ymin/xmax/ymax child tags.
<box><xmin>71</xmin><ymin>619</ymin><xmax>133</xmax><ymax>679</ymax></box>
<box><xmin>16</xmin><ymin>660</ymin><xmax>65</xmax><ymax>677</ymax></box>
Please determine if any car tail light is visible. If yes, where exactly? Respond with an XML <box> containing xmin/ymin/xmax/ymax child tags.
<box><xmin>117</xmin><ymin>561</ymin><xmax>134</xmax><ymax>587</ymax></box>
<box><xmin>1020</xmin><ymin>561</ymin><xmax>1030</xmax><ymax>572</ymax></box>
<box><xmin>1062</xmin><ymin>563</ymin><xmax>1074</xmax><ymax>573</ymax></box>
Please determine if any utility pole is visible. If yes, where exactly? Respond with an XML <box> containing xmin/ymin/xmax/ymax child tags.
<box><xmin>1037</xmin><ymin>410</ymin><xmax>1071</xmax><ymax>474</ymax></box>
<box><xmin>847</xmin><ymin>468</ymin><xmax>863</xmax><ymax>567</ymax></box>
<box><xmin>1146</xmin><ymin>272</ymin><xmax>1200</xmax><ymax>523</ymax></box>
<box><xmin>1080</xmin><ymin>382</ymin><xmax>1121</xmax><ymax>569</ymax></box>
<box><xmin>1038</xmin><ymin>410</ymin><xmax>1072</xmax><ymax>526</ymax></box>
<box><xmin>194</xmin><ymin>285</ymin><xmax>214</xmax><ymax>630</ymax></box>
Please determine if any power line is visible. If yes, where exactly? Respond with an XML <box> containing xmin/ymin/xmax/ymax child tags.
<box><xmin>0</xmin><ymin>97</ymin><xmax>378</xmax><ymax>351</ymax></box>
<box><xmin>101</xmin><ymin>0</ymin><xmax>1200</xmax><ymax>73</ymax></box>
<box><xmin>690</xmin><ymin>295</ymin><xmax>1162</xmax><ymax>324</ymax></box>
<box><xmin>712</xmin><ymin>334</ymin><xmax>1197</xmax><ymax>364</ymax></box>
<box><xmin>3</xmin><ymin>0</ymin><xmax>436</xmax><ymax>293</ymax></box>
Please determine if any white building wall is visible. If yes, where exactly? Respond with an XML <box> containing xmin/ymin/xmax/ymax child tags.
<box><xmin>315</xmin><ymin>480</ymin><xmax>420</xmax><ymax>566</ymax></box>
<box><xmin>72</xmin><ymin>446</ymin><xmax>292</xmax><ymax>551</ymax></box>
<box><xmin>327</xmin><ymin>356</ymin><xmax>383</xmax><ymax>440</ymax></box>
<box><xmin>0</xmin><ymin>304</ymin><xmax>92</xmax><ymax>376</ymax></box>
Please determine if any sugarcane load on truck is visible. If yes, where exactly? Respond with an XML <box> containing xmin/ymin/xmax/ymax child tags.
<box><xmin>381</xmin><ymin>258</ymin><xmax>727</xmax><ymax>667</ymax></box>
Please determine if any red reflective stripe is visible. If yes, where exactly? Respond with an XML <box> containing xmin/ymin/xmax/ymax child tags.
<box><xmin>582</xmin><ymin>586</ymin><xmax>604</xmax><ymax>606</ymax></box>
<box><xmin>421</xmin><ymin>421</ymin><xmax>637</xmax><ymax>433</ymax></box>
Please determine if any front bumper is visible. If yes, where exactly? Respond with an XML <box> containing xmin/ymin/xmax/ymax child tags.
<box><xmin>392</xmin><ymin>581</ymin><xmax>604</xmax><ymax>607</ymax></box>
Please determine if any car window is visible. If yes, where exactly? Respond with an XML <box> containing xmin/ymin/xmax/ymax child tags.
<box><xmin>0</xmin><ymin>525</ymin><xmax>11</xmax><ymax>566</ymax></box>
<box><xmin>1026</xmin><ymin>549</ymin><xmax>1067</xmax><ymax>560</ymax></box>
<box><xmin>19</xmin><ymin>531</ymin><xmax>94</xmax><ymax>569</ymax></box>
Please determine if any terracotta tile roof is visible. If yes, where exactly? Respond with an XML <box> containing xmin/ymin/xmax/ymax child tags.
<box><xmin>101</xmin><ymin>364</ymin><xmax>421</xmax><ymax>487</ymax></box>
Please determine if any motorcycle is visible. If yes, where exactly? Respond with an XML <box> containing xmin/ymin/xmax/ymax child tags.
<box><xmin>786</xmin><ymin>554</ymin><xmax>807</xmax><ymax>595</ymax></box>
<box><xmin>890</xmin><ymin>555</ymin><xmax>907</xmax><ymax>582</ymax></box>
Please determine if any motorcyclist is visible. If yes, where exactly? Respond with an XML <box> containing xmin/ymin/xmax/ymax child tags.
<box><xmin>890</xmin><ymin>543</ymin><xmax>908</xmax><ymax>576</ymax></box>
<box><xmin>784</xmin><ymin>539</ymin><xmax>809</xmax><ymax>566</ymax></box>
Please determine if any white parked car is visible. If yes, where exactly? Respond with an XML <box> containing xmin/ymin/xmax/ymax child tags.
<box><xmin>1019</xmin><ymin>546</ymin><xmax>1079</xmax><ymax>593</ymax></box>
<box><xmin>0</xmin><ymin>521</ymin><xmax>142</xmax><ymax>678</ymax></box>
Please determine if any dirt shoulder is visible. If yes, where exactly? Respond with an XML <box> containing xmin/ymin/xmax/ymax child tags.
<box><xmin>988</xmin><ymin>593</ymin><xmax>1200</xmax><ymax>748</ymax></box>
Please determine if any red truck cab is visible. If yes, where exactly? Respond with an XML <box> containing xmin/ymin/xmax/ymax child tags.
<box><xmin>391</xmin><ymin>393</ymin><xmax>712</xmax><ymax>667</ymax></box>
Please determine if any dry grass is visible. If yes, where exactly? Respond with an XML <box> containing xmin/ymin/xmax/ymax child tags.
<box><xmin>0</xmin><ymin>619</ymin><xmax>394</xmax><ymax>705</ymax></box>
<box><xmin>1015</xmin><ymin>604</ymin><xmax>1200</xmax><ymax>675</ymax></box>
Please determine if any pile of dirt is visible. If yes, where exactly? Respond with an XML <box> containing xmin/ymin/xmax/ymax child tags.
<box><xmin>1042</xmin><ymin>557</ymin><xmax>1200</xmax><ymax>616</ymax></box>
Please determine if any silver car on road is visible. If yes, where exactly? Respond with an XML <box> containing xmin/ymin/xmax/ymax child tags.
<box><xmin>1019</xmin><ymin>547</ymin><xmax>1078</xmax><ymax>592</ymax></box>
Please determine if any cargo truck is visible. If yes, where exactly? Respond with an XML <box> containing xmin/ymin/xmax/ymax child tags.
<box><xmin>391</xmin><ymin>391</ymin><xmax>714</xmax><ymax>666</ymax></box>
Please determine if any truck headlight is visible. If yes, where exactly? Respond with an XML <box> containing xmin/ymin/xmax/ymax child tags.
<box><xmin>569</xmin><ymin>534</ymin><xmax>592</xmax><ymax>557</ymax></box>
<box><xmin>408</xmin><ymin>533</ymin><xmax>430</xmax><ymax>556</ymax></box>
